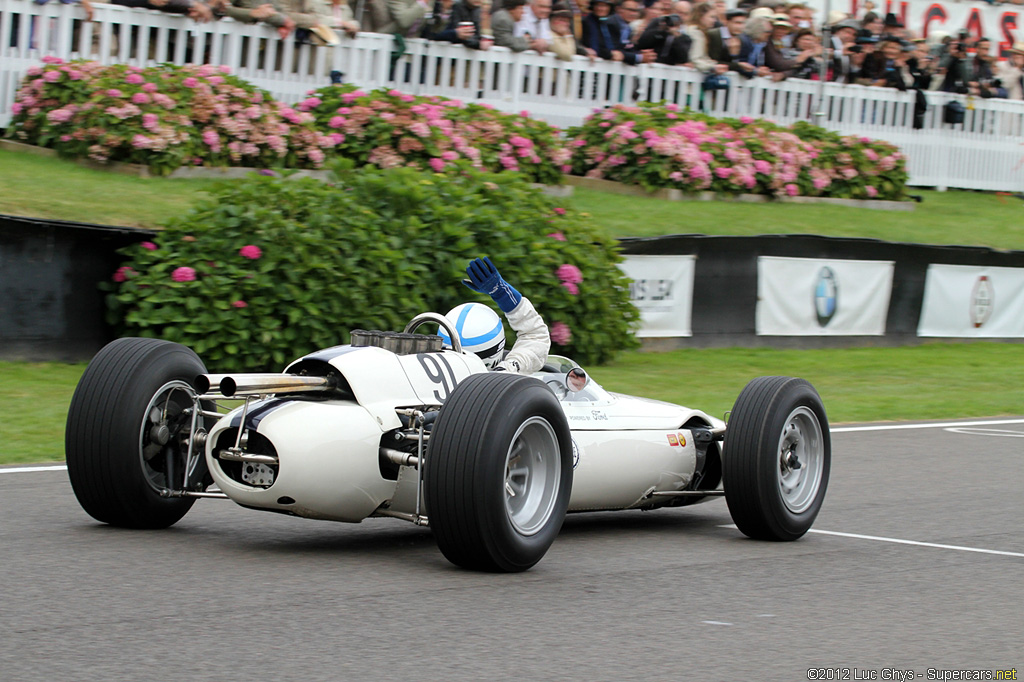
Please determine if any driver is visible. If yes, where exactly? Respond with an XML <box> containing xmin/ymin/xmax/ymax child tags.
<box><xmin>439</xmin><ymin>257</ymin><xmax>550</xmax><ymax>375</ymax></box>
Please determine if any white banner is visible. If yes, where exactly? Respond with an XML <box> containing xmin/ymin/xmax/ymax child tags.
<box><xmin>804</xmin><ymin>0</ymin><xmax>1022</xmax><ymax>58</ymax></box>
<box><xmin>619</xmin><ymin>255</ymin><xmax>696</xmax><ymax>338</ymax></box>
<box><xmin>918</xmin><ymin>264</ymin><xmax>1024</xmax><ymax>337</ymax></box>
<box><xmin>757</xmin><ymin>256</ymin><xmax>895</xmax><ymax>336</ymax></box>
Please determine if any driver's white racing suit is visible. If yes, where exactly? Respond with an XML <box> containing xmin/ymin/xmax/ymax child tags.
<box><xmin>494</xmin><ymin>296</ymin><xmax>550</xmax><ymax>375</ymax></box>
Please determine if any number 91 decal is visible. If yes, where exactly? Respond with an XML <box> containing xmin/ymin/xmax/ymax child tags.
<box><xmin>417</xmin><ymin>354</ymin><xmax>459</xmax><ymax>402</ymax></box>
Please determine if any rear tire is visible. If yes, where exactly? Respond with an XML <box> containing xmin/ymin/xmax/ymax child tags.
<box><xmin>66</xmin><ymin>337</ymin><xmax>210</xmax><ymax>529</ymax></box>
<box><xmin>424</xmin><ymin>372</ymin><xmax>573</xmax><ymax>572</ymax></box>
<box><xmin>723</xmin><ymin>376</ymin><xmax>830</xmax><ymax>541</ymax></box>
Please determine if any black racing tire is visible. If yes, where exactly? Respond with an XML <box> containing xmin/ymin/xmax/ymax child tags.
<box><xmin>66</xmin><ymin>337</ymin><xmax>210</xmax><ymax>529</ymax></box>
<box><xmin>424</xmin><ymin>372</ymin><xmax>574</xmax><ymax>572</ymax></box>
<box><xmin>723</xmin><ymin>376</ymin><xmax>830</xmax><ymax>541</ymax></box>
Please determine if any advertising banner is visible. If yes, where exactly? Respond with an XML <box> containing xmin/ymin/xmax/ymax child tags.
<box><xmin>618</xmin><ymin>255</ymin><xmax>696</xmax><ymax>338</ymax></box>
<box><xmin>805</xmin><ymin>0</ymin><xmax>1021</xmax><ymax>58</ymax></box>
<box><xmin>756</xmin><ymin>256</ymin><xmax>895</xmax><ymax>336</ymax></box>
<box><xmin>918</xmin><ymin>264</ymin><xmax>1024</xmax><ymax>337</ymax></box>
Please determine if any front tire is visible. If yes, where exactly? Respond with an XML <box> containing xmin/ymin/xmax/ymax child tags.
<box><xmin>424</xmin><ymin>372</ymin><xmax>573</xmax><ymax>572</ymax></box>
<box><xmin>723</xmin><ymin>376</ymin><xmax>830</xmax><ymax>541</ymax></box>
<box><xmin>66</xmin><ymin>337</ymin><xmax>210</xmax><ymax>529</ymax></box>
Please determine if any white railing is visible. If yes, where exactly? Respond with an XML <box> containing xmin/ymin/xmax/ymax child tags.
<box><xmin>2</xmin><ymin>0</ymin><xmax>1023</xmax><ymax>191</ymax></box>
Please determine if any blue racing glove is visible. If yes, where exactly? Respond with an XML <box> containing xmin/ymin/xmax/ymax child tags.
<box><xmin>462</xmin><ymin>257</ymin><xmax>522</xmax><ymax>314</ymax></box>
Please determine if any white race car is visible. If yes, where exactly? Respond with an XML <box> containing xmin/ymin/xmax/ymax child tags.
<box><xmin>66</xmin><ymin>313</ymin><xmax>831</xmax><ymax>572</ymax></box>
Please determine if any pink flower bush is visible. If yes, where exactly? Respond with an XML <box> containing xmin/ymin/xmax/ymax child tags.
<box><xmin>566</xmin><ymin>103</ymin><xmax>907</xmax><ymax>200</ymax></box>
<box><xmin>550</xmin><ymin>321</ymin><xmax>572</xmax><ymax>346</ymax></box>
<box><xmin>239</xmin><ymin>245</ymin><xmax>262</xmax><ymax>260</ymax></box>
<box><xmin>302</xmin><ymin>85</ymin><xmax>567</xmax><ymax>184</ymax></box>
<box><xmin>557</xmin><ymin>264</ymin><xmax>583</xmax><ymax>284</ymax></box>
<box><xmin>8</xmin><ymin>61</ymin><xmax>330</xmax><ymax>174</ymax></box>
<box><xmin>112</xmin><ymin>266</ymin><xmax>135</xmax><ymax>282</ymax></box>
<box><xmin>232</xmin><ymin>300</ymin><xmax>248</xmax><ymax>308</ymax></box>
<box><xmin>140</xmin><ymin>241</ymin><xmax>157</xmax><ymax>250</ymax></box>
<box><xmin>171</xmin><ymin>266</ymin><xmax>196</xmax><ymax>282</ymax></box>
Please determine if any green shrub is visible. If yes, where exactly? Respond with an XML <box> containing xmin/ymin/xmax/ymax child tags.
<box><xmin>105</xmin><ymin>164</ymin><xmax>639</xmax><ymax>371</ymax></box>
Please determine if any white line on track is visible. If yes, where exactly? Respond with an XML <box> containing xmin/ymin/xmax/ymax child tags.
<box><xmin>806</xmin><ymin>529</ymin><xmax>1024</xmax><ymax>558</ymax></box>
<box><xmin>719</xmin><ymin>525</ymin><xmax>1024</xmax><ymax>558</ymax></box>
<box><xmin>830</xmin><ymin>418</ymin><xmax>1024</xmax><ymax>433</ymax></box>
<box><xmin>0</xmin><ymin>465</ymin><xmax>67</xmax><ymax>474</ymax></box>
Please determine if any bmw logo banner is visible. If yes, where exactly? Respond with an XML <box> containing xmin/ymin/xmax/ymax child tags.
<box><xmin>918</xmin><ymin>264</ymin><xmax>1024</xmax><ymax>337</ymax></box>
<box><xmin>755</xmin><ymin>257</ymin><xmax>895</xmax><ymax>336</ymax></box>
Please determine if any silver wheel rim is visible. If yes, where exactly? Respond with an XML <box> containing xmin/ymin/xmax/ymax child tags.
<box><xmin>776</xmin><ymin>406</ymin><xmax>824</xmax><ymax>514</ymax></box>
<box><xmin>138</xmin><ymin>380</ymin><xmax>195</xmax><ymax>494</ymax></box>
<box><xmin>504</xmin><ymin>416</ymin><xmax>561</xmax><ymax>536</ymax></box>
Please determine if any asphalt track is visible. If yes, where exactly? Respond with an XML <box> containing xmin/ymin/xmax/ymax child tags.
<box><xmin>2</xmin><ymin>418</ymin><xmax>1022</xmax><ymax>682</ymax></box>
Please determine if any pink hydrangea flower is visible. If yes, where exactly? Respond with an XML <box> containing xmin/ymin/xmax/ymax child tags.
<box><xmin>556</xmin><ymin>264</ymin><xmax>583</xmax><ymax>284</ymax></box>
<box><xmin>553</xmin><ymin>207</ymin><xmax>566</xmax><ymax>215</ymax></box>
<box><xmin>182</xmin><ymin>77</ymin><xmax>198</xmax><ymax>88</ymax></box>
<box><xmin>142</xmin><ymin>113</ymin><xmax>159</xmax><ymax>130</ymax></box>
<box><xmin>239</xmin><ymin>245</ymin><xmax>262</xmax><ymax>260</ymax></box>
<box><xmin>106</xmin><ymin>88</ymin><xmax>123</xmax><ymax>98</ymax></box>
<box><xmin>441</xmin><ymin>151</ymin><xmax>458</xmax><ymax>161</ymax></box>
<box><xmin>784</xmin><ymin>183</ymin><xmax>799</xmax><ymax>197</ymax></box>
<box><xmin>562</xmin><ymin>281</ymin><xmax>579</xmax><ymax>295</ymax></box>
<box><xmin>125</xmin><ymin>73</ymin><xmax>144</xmax><ymax>85</ymax></box>
<box><xmin>714</xmin><ymin>167</ymin><xmax>733</xmax><ymax>179</ymax></box>
<box><xmin>43</xmin><ymin>70</ymin><xmax>61</xmax><ymax>83</ymax></box>
<box><xmin>550</xmin><ymin>321</ymin><xmax>572</xmax><ymax>345</ymax></box>
<box><xmin>112</xmin><ymin>266</ymin><xmax>135</xmax><ymax>282</ymax></box>
<box><xmin>739</xmin><ymin>116</ymin><xmax>754</xmax><ymax>124</ymax></box>
<box><xmin>171</xmin><ymin>267</ymin><xmax>196</xmax><ymax>282</ymax></box>
<box><xmin>232</xmin><ymin>300</ymin><xmax>248</xmax><ymax>308</ymax></box>
<box><xmin>429</xmin><ymin>157</ymin><xmax>446</xmax><ymax>172</ymax></box>
<box><xmin>142</xmin><ymin>82</ymin><xmax>158</xmax><ymax>93</ymax></box>
<box><xmin>140</xmin><ymin>241</ymin><xmax>157</xmax><ymax>250</ymax></box>
<box><xmin>131</xmin><ymin>92</ymin><xmax>150</xmax><ymax>104</ymax></box>
<box><xmin>865</xmin><ymin>185</ymin><xmax>878</xmax><ymax>198</ymax></box>
<box><xmin>547</xmin><ymin>232</ymin><xmax>566</xmax><ymax>241</ymax></box>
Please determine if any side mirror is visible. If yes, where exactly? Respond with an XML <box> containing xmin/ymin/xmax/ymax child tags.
<box><xmin>566</xmin><ymin>367</ymin><xmax>588</xmax><ymax>393</ymax></box>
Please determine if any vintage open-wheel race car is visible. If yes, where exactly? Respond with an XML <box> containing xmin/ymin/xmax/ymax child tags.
<box><xmin>65</xmin><ymin>311</ymin><xmax>830</xmax><ymax>572</ymax></box>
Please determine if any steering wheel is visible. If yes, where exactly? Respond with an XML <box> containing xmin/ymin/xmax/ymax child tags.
<box><xmin>403</xmin><ymin>313</ymin><xmax>463</xmax><ymax>353</ymax></box>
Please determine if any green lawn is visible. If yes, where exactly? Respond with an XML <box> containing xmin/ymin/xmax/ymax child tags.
<box><xmin>567</xmin><ymin>187</ymin><xmax>1024</xmax><ymax>249</ymax></box>
<box><xmin>4</xmin><ymin>343</ymin><xmax>1022</xmax><ymax>465</ymax></box>
<box><xmin>2</xmin><ymin>147</ymin><xmax>1024</xmax><ymax>248</ymax></box>
<box><xmin>0</xmin><ymin>148</ymin><xmax>215</xmax><ymax>229</ymax></box>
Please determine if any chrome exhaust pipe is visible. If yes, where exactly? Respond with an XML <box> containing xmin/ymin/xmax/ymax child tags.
<box><xmin>195</xmin><ymin>373</ymin><xmax>334</xmax><ymax>397</ymax></box>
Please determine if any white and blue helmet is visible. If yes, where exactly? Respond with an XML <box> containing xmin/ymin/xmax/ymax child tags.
<box><xmin>439</xmin><ymin>302</ymin><xmax>506</xmax><ymax>369</ymax></box>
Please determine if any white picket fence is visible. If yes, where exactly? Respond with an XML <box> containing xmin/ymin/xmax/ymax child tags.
<box><xmin>2</xmin><ymin>0</ymin><xmax>1023</xmax><ymax>191</ymax></box>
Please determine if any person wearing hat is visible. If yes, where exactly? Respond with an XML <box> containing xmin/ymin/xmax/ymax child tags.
<box><xmin>549</xmin><ymin>4</ymin><xmax>590</xmax><ymax>59</ymax></box>
<box><xmin>828</xmin><ymin>17</ymin><xmax>860</xmax><ymax>82</ymax></box>
<box><xmin>995</xmin><ymin>41</ymin><xmax>1024</xmax><ymax>100</ymax></box>
<box><xmin>762</xmin><ymin>13</ymin><xmax>797</xmax><ymax>75</ymax></box>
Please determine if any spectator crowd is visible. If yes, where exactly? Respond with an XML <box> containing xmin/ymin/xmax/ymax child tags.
<box><xmin>32</xmin><ymin>0</ymin><xmax>1024</xmax><ymax>99</ymax></box>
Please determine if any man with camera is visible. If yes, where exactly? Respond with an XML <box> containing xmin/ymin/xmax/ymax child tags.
<box><xmin>635</xmin><ymin>10</ymin><xmax>690</xmax><ymax>65</ymax></box>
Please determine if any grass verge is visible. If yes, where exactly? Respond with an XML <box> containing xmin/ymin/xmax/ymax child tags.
<box><xmin>2</xmin><ymin>147</ymin><xmax>1023</xmax><ymax>249</ymax></box>
<box><xmin>0</xmin><ymin>148</ymin><xmax>215</xmax><ymax>229</ymax></box>
<box><xmin>4</xmin><ymin>342</ymin><xmax>1022</xmax><ymax>465</ymax></box>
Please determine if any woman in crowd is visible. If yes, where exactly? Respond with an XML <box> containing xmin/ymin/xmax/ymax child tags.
<box><xmin>686</xmin><ymin>1</ymin><xmax>727</xmax><ymax>75</ymax></box>
<box><xmin>995</xmin><ymin>41</ymin><xmax>1024</xmax><ymax>100</ymax></box>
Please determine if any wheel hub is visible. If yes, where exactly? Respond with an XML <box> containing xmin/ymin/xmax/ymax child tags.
<box><xmin>776</xmin><ymin>407</ymin><xmax>824</xmax><ymax>514</ymax></box>
<box><xmin>503</xmin><ymin>417</ymin><xmax>561</xmax><ymax>536</ymax></box>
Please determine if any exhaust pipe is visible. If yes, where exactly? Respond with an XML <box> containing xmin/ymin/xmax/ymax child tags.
<box><xmin>195</xmin><ymin>373</ymin><xmax>334</xmax><ymax>397</ymax></box>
